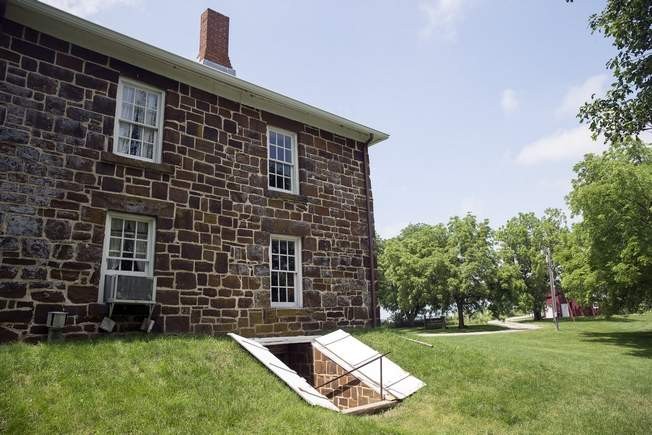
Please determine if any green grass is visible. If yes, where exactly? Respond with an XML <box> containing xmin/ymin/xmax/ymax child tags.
<box><xmin>1</xmin><ymin>314</ymin><xmax>651</xmax><ymax>434</ymax></box>
<box><xmin>395</xmin><ymin>324</ymin><xmax>508</xmax><ymax>334</ymax></box>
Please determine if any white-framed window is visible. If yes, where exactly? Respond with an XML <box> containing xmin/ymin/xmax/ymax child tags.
<box><xmin>267</xmin><ymin>127</ymin><xmax>299</xmax><ymax>194</ymax></box>
<box><xmin>113</xmin><ymin>78</ymin><xmax>165</xmax><ymax>163</ymax></box>
<box><xmin>269</xmin><ymin>235</ymin><xmax>302</xmax><ymax>308</ymax></box>
<box><xmin>99</xmin><ymin>212</ymin><xmax>156</xmax><ymax>302</ymax></box>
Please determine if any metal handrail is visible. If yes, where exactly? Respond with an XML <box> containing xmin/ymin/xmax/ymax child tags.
<box><xmin>315</xmin><ymin>351</ymin><xmax>391</xmax><ymax>399</ymax></box>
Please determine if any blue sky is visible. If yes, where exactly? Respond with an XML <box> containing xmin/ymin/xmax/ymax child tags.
<box><xmin>43</xmin><ymin>0</ymin><xmax>615</xmax><ymax>238</ymax></box>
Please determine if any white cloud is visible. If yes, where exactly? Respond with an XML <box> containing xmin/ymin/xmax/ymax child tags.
<box><xmin>40</xmin><ymin>0</ymin><xmax>140</xmax><ymax>18</ymax></box>
<box><xmin>515</xmin><ymin>125</ymin><xmax>607</xmax><ymax>166</ymax></box>
<box><xmin>555</xmin><ymin>74</ymin><xmax>609</xmax><ymax>119</ymax></box>
<box><xmin>419</xmin><ymin>0</ymin><xmax>466</xmax><ymax>41</ymax></box>
<box><xmin>500</xmin><ymin>88</ymin><xmax>519</xmax><ymax>113</ymax></box>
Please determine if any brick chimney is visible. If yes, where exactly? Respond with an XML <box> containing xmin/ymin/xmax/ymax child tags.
<box><xmin>198</xmin><ymin>9</ymin><xmax>235</xmax><ymax>76</ymax></box>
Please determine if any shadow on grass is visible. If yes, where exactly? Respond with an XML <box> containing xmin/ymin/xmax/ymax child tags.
<box><xmin>581</xmin><ymin>330</ymin><xmax>652</xmax><ymax>358</ymax></box>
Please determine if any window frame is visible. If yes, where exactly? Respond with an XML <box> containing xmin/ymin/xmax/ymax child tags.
<box><xmin>112</xmin><ymin>77</ymin><xmax>166</xmax><ymax>164</ymax></box>
<box><xmin>98</xmin><ymin>211</ymin><xmax>156</xmax><ymax>303</ymax></box>
<box><xmin>266</xmin><ymin>126</ymin><xmax>300</xmax><ymax>195</ymax></box>
<box><xmin>269</xmin><ymin>234</ymin><xmax>303</xmax><ymax>308</ymax></box>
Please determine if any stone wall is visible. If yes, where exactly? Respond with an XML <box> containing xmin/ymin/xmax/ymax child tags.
<box><xmin>313</xmin><ymin>347</ymin><xmax>383</xmax><ymax>409</ymax></box>
<box><xmin>0</xmin><ymin>19</ymin><xmax>375</xmax><ymax>343</ymax></box>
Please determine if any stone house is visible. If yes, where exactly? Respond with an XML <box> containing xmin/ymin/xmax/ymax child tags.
<box><xmin>0</xmin><ymin>0</ymin><xmax>388</xmax><ymax>343</ymax></box>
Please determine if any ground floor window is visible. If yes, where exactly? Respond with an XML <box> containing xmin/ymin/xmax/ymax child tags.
<box><xmin>270</xmin><ymin>235</ymin><xmax>302</xmax><ymax>308</ymax></box>
<box><xmin>100</xmin><ymin>212</ymin><xmax>156</xmax><ymax>303</ymax></box>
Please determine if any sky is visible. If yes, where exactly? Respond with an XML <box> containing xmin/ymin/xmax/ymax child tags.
<box><xmin>42</xmin><ymin>0</ymin><xmax>616</xmax><ymax>238</ymax></box>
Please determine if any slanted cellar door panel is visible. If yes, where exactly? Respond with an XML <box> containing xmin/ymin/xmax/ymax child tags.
<box><xmin>228</xmin><ymin>333</ymin><xmax>339</xmax><ymax>412</ymax></box>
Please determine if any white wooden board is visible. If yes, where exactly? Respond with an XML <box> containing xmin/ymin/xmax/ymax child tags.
<box><xmin>228</xmin><ymin>333</ymin><xmax>339</xmax><ymax>412</ymax></box>
<box><xmin>313</xmin><ymin>330</ymin><xmax>425</xmax><ymax>400</ymax></box>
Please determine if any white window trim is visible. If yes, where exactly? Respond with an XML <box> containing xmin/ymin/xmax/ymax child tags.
<box><xmin>112</xmin><ymin>77</ymin><xmax>166</xmax><ymax>163</ymax></box>
<box><xmin>98</xmin><ymin>211</ymin><xmax>156</xmax><ymax>303</ymax></box>
<box><xmin>267</xmin><ymin>126</ymin><xmax>300</xmax><ymax>195</ymax></box>
<box><xmin>269</xmin><ymin>234</ymin><xmax>303</xmax><ymax>308</ymax></box>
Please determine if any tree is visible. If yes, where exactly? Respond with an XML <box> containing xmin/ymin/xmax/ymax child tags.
<box><xmin>446</xmin><ymin>215</ymin><xmax>496</xmax><ymax>328</ymax></box>
<box><xmin>578</xmin><ymin>0</ymin><xmax>652</xmax><ymax>143</ymax></box>
<box><xmin>496</xmin><ymin>211</ymin><xmax>566</xmax><ymax>320</ymax></box>
<box><xmin>565</xmin><ymin>138</ymin><xmax>652</xmax><ymax>313</ymax></box>
<box><xmin>555</xmin><ymin>225</ymin><xmax>608</xmax><ymax>309</ymax></box>
<box><xmin>378</xmin><ymin>224</ymin><xmax>450</xmax><ymax>324</ymax></box>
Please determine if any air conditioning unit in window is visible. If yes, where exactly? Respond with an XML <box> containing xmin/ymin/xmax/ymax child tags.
<box><xmin>103</xmin><ymin>274</ymin><xmax>156</xmax><ymax>304</ymax></box>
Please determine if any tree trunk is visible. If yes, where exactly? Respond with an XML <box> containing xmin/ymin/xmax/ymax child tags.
<box><xmin>533</xmin><ymin>304</ymin><xmax>542</xmax><ymax>321</ymax></box>
<box><xmin>456</xmin><ymin>300</ymin><xmax>465</xmax><ymax>329</ymax></box>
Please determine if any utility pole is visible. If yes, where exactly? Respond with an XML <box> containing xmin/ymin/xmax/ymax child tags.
<box><xmin>545</xmin><ymin>247</ymin><xmax>559</xmax><ymax>331</ymax></box>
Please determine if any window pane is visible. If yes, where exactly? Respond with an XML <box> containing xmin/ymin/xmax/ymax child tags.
<box><xmin>121</xmin><ymin>102</ymin><xmax>133</xmax><ymax>120</ymax></box>
<box><xmin>142</xmin><ymin>143</ymin><xmax>153</xmax><ymax>159</ymax></box>
<box><xmin>287</xmin><ymin>274</ymin><xmax>294</xmax><ymax>286</ymax></box>
<box><xmin>136</xmin><ymin>222</ymin><xmax>148</xmax><ymax>239</ymax></box>
<box><xmin>288</xmin><ymin>257</ymin><xmax>295</xmax><ymax>271</ymax></box>
<box><xmin>122</xmin><ymin>239</ymin><xmax>134</xmax><ymax>257</ymax></box>
<box><xmin>146</xmin><ymin>93</ymin><xmax>158</xmax><ymax>109</ymax></box>
<box><xmin>118</xmin><ymin>122</ymin><xmax>130</xmax><ymax>139</ymax></box>
<box><xmin>287</xmin><ymin>287</ymin><xmax>294</xmax><ymax>303</ymax></box>
<box><xmin>283</xmin><ymin>176</ymin><xmax>291</xmax><ymax>191</ymax></box>
<box><xmin>279</xmin><ymin>287</ymin><xmax>286</xmax><ymax>302</ymax></box>
<box><xmin>270</xmin><ymin>130</ymin><xmax>276</xmax><ymax>145</ymax></box>
<box><xmin>109</xmin><ymin>237</ymin><xmax>121</xmax><ymax>256</ymax></box>
<box><xmin>288</xmin><ymin>242</ymin><xmax>294</xmax><ymax>256</ymax></box>
<box><xmin>146</xmin><ymin>110</ymin><xmax>157</xmax><ymax>126</ymax></box>
<box><xmin>130</xmin><ymin>140</ymin><xmax>142</xmax><ymax>156</ymax></box>
<box><xmin>280</xmin><ymin>241</ymin><xmax>287</xmax><ymax>255</ymax></box>
<box><xmin>135</xmin><ymin>89</ymin><xmax>146</xmax><ymax>106</ymax></box>
<box><xmin>134</xmin><ymin>260</ymin><xmax>147</xmax><ymax>272</ymax></box>
<box><xmin>133</xmin><ymin>106</ymin><xmax>145</xmax><ymax>123</ymax></box>
<box><xmin>272</xmin><ymin>256</ymin><xmax>279</xmax><ymax>270</ymax></box>
<box><xmin>107</xmin><ymin>259</ymin><xmax>120</xmax><ymax>270</ymax></box>
<box><xmin>271</xmin><ymin>271</ymin><xmax>278</xmax><ymax>287</ymax></box>
<box><xmin>121</xmin><ymin>260</ymin><xmax>134</xmax><ymax>271</ymax></box>
<box><xmin>135</xmin><ymin>240</ymin><xmax>147</xmax><ymax>259</ymax></box>
<box><xmin>271</xmin><ymin>287</ymin><xmax>278</xmax><ymax>302</ymax></box>
<box><xmin>123</xmin><ymin>85</ymin><xmax>135</xmax><ymax>102</ymax></box>
<box><xmin>123</xmin><ymin>220</ymin><xmax>136</xmax><ymax>238</ymax></box>
<box><xmin>111</xmin><ymin>218</ymin><xmax>123</xmax><ymax>237</ymax></box>
<box><xmin>279</xmin><ymin>272</ymin><xmax>286</xmax><ymax>286</ymax></box>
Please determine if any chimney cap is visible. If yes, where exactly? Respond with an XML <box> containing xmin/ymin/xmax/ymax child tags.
<box><xmin>198</xmin><ymin>8</ymin><xmax>235</xmax><ymax>75</ymax></box>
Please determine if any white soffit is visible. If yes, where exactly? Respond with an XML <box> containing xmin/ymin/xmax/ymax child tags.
<box><xmin>228</xmin><ymin>333</ymin><xmax>339</xmax><ymax>412</ymax></box>
<box><xmin>313</xmin><ymin>330</ymin><xmax>425</xmax><ymax>400</ymax></box>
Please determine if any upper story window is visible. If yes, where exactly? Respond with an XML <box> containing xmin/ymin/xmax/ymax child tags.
<box><xmin>113</xmin><ymin>78</ymin><xmax>165</xmax><ymax>163</ymax></box>
<box><xmin>267</xmin><ymin>127</ymin><xmax>299</xmax><ymax>194</ymax></box>
<box><xmin>270</xmin><ymin>235</ymin><xmax>302</xmax><ymax>308</ymax></box>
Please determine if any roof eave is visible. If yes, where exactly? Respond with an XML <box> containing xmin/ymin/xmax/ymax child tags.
<box><xmin>6</xmin><ymin>0</ymin><xmax>390</xmax><ymax>146</ymax></box>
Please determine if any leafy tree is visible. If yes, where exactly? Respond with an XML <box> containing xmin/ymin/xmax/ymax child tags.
<box><xmin>378</xmin><ymin>224</ymin><xmax>450</xmax><ymax>324</ymax></box>
<box><xmin>555</xmin><ymin>225</ymin><xmax>607</xmax><ymax>309</ymax></box>
<box><xmin>446</xmin><ymin>215</ymin><xmax>496</xmax><ymax>328</ymax></box>
<box><xmin>578</xmin><ymin>0</ymin><xmax>652</xmax><ymax>143</ymax></box>
<box><xmin>495</xmin><ymin>211</ymin><xmax>566</xmax><ymax>320</ymax></box>
<box><xmin>565</xmin><ymin>138</ymin><xmax>652</xmax><ymax>313</ymax></box>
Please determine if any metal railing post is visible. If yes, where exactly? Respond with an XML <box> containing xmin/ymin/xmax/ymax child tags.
<box><xmin>380</xmin><ymin>355</ymin><xmax>383</xmax><ymax>400</ymax></box>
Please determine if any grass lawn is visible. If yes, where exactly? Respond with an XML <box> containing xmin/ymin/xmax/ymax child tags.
<box><xmin>1</xmin><ymin>313</ymin><xmax>651</xmax><ymax>434</ymax></box>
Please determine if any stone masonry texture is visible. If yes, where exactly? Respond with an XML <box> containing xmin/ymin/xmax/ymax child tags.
<box><xmin>0</xmin><ymin>20</ymin><xmax>375</xmax><ymax>343</ymax></box>
<box><xmin>313</xmin><ymin>347</ymin><xmax>383</xmax><ymax>409</ymax></box>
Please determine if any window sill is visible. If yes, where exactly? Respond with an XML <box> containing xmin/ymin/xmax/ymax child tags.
<box><xmin>265</xmin><ymin>188</ymin><xmax>308</xmax><ymax>203</ymax></box>
<box><xmin>100</xmin><ymin>151</ymin><xmax>174</xmax><ymax>174</ymax></box>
